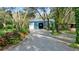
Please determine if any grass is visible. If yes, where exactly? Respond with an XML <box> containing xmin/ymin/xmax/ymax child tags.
<box><xmin>69</xmin><ymin>43</ymin><xmax>79</xmax><ymax>48</ymax></box>
<box><xmin>53</xmin><ymin>32</ymin><xmax>60</xmax><ymax>35</ymax></box>
<box><xmin>51</xmin><ymin>31</ymin><xmax>60</xmax><ymax>35</ymax></box>
<box><xmin>51</xmin><ymin>29</ymin><xmax>76</xmax><ymax>36</ymax></box>
<box><xmin>67</xmin><ymin>31</ymin><xmax>76</xmax><ymax>34</ymax></box>
<box><xmin>61</xmin><ymin>30</ymin><xmax>76</xmax><ymax>35</ymax></box>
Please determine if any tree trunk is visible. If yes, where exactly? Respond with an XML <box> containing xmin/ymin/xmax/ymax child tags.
<box><xmin>35</xmin><ymin>9</ymin><xmax>46</xmax><ymax>29</ymax></box>
<box><xmin>55</xmin><ymin>21</ymin><xmax>60</xmax><ymax>33</ymax></box>
<box><xmin>47</xmin><ymin>18</ymin><xmax>50</xmax><ymax>30</ymax></box>
<box><xmin>55</xmin><ymin>19</ymin><xmax>60</xmax><ymax>33</ymax></box>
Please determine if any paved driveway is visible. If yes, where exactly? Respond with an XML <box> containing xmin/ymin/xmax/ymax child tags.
<box><xmin>6</xmin><ymin>29</ymin><xmax>78</xmax><ymax>51</ymax></box>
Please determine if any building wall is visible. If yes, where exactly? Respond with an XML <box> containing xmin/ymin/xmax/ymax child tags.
<box><xmin>29</xmin><ymin>20</ymin><xmax>54</xmax><ymax>31</ymax></box>
<box><xmin>29</xmin><ymin>22</ymin><xmax>35</xmax><ymax>31</ymax></box>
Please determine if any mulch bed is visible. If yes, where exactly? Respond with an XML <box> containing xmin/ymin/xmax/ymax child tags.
<box><xmin>0</xmin><ymin>31</ymin><xmax>29</xmax><ymax>51</ymax></box>
<box><xmin>1</xmin><ymin>35</ymin><xmax>28</xmax><ymax>51</ymax></box>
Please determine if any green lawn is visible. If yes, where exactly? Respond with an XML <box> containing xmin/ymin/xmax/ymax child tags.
<box><xmin>61</xmin><ymin>30</ymin><xmax>76</xmax><ymax>35</ymax></box>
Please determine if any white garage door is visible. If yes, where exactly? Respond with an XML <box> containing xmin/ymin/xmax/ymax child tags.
<box><xmin>29</xmin><ymin>22</ymin><xmax>34</xmax><ymax>31</ymax></box>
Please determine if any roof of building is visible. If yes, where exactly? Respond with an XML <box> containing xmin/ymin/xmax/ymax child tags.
<box><xmin>29</xmin><ymin>19</ymin><xmax>55</xmax><ymax>22</ymax></box>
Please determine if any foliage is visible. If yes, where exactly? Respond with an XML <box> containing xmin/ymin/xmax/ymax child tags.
<box><xmin>50</xmin><ymin>23</ymin><xmax>55</xmax><ymax>33</ymax></box>
<box><xmin>51</xmin><ymin>31</ymin><xmax>60</xmax><ymax>35</ymax></box>
<box><xmin>0</xmin><ymin>17</ymin><xmax>4</xmax><ymax>29</ymax></box>
<box><xmin>6</xmin><ymin>25</ymin><xmax>14</xmax><ymax>29</ymax></box>
<box><xmin>0</xmin><ymin>7</ymin><xmax>30</xmax><ymax>49</ymax></box>
<box><xmin>69</xmin><ymin>43</ymin><xmax>79</xmax><ymax>48</ymax></box>
<box><xmin>52</xmin><ymin>7</ymin><xmax>75</xmax><ymax>32</ymax></box>
<box><xmin>0</xmin><ymin>7</ymin><xmax>77</xmax><ymax>49</ymax></box>
<box><xmin>3</xmin><ymin>32</ymin><xmax>21</xmax><ymax>45</ymax></box>
<box><xmin>7</xmin><ymin>37</ymin><xmax>21</xmax><ymax>45</ymax></box>
<box><xmin>75</xmin><ymin>8</ymin><xmax>79</xmax><ymax>44</ymax></box>
<box><xmin>0</xmin><ymin>29</ymin><xmax>6</xmax><ymax>36</ymax></box>
<box><xmin>0</xmin><ymin>23</ymin><xmax>4</xmax><ymax>29</ymax></box>
<box><xmin>61</xmin><ymin>30</ymin><xmax>76</xmax><ymax>35</ymax></box>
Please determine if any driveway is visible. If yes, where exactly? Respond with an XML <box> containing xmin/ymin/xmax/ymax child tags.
<box><xmin>5</xmin><ymin>29</ymin><xmax>78</xmax><ymax>51</ymax></box>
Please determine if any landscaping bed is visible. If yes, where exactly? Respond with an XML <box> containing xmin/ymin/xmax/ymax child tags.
<box><xmin>0</xmin><ymin>30</ymin><xmax>29</xmax><ymax>50</ymax></box>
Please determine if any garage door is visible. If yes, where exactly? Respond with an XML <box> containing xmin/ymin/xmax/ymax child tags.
<box><xmin>29</xmin><ymin>22</ymin><xmax>34</xmax><ymax>31</ymax></box>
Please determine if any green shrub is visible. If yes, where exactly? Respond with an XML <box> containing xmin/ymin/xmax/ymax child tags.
<box><xmin>0</xmin><ymin>17</ymin><xmax>4</xmax><ymax>29</ymax></box>
<box><xmin>6</xmin><ymin>25</ymin><xmax>13</xmax><ymax>29</ymax></box>
<box><xmin>19</xmin><ymin>27</ymin><xmax>29</xmax><ymax>33</ymax></box>
<box><xmin>69</xmin><ymin>43</ymin><xmax>79</xmax><ymax>48</ymax></box>
<box><xmin>50</xmin><ymin>23</ymin><xmax>55</xmax><ymax>33</ymax></box>
<box><xmin>6</xmin><ymin>29</ymin><xmax>14</xmax><ymax>32</ymax></box>
<box><xmin>3</xmin><ymin>32</ymin><xmax>21</xmax><ymax>45</ymax></box>
<box><xmin>6</xmin><ymin>19</ymin><xmax>13</xmax><ymax>25</ymax></box>
<box><xmin>7</xmin><ymin>37</ymin><xmax>21</xmax><ymax>45</ymax></box>
<box><xmin>52</xmin><ymin>32</ymin><xmax>60</xmax><ymax>35</ymax></box>
<box><xmin>0</xmin><ymin>23</ymin><xmax>3</xmax><ymax>29</ymax></box>
<box><xmin>0</xmin><ymin>30</ymin><xmax>5</xmax><ymax>36</ymax></box>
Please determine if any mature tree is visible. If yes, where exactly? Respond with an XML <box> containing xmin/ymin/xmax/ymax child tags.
<box><xmin>29</xmin><ymin>7</ymin><xmax>51</xmax><ymax>30</ymax></box>
<box><xmin>52</xmin><ymin>7</ymin><xmax>64</xmax><ymax>32</ymax></box>
<box><xmin>0</xmin><ymin>8</ymin><xmax>8</xmax><ymax>29</ymax></box>
<box><xmin>52</xmin><ymin>7</ymin><xmax>75</xmax><ymax>33</ymax></box>
<box><xmin>6</xmin><ymin>7</ymin><xmax>36</xmax><ymax>32</ymax></box>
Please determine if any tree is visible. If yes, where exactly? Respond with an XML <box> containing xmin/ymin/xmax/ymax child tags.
<box><xmin>7</xmin><ymin>7</ymin><xmax>36</xmax><ymax>32</ymax></box>
<box><xmin>29</xmin><ymin>7</ymin><xmax>51</xmax><ymax>30</ymax></box>
<box><xmin>52</xmin><ymin>7</ymin><xmax>75</xmax><ymax>33</ymax></box>
<box><xmin>52</xmin><ymin>7</ymin><xmax>64</xmax><ymax>33</ymax></box>
<box><xmin>0</xmin><ymin>8</ymin><xmax>8</xmax><ymax>30</ymax></box>
<box><xmin>75</xmin><ymin>8</ymin><xmax>79</xmax><ymax>43</ymax></box>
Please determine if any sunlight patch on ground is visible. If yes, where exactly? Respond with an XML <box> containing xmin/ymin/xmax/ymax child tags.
<box><xmin>34</xmin><ymin>34</ymin><xmax>43</xmax><ymax>38</ymax></box>
<box><xmin>26</xmin><ymin>45</ymin><xmax>39</xmax><ymax>50</ymax></box>
<box><xmin>33</xmin><ymin>34</ymin><xmax>52</xmax><ymax>39</ymax></box>
<box><xmin>32</xmin><ymin>45</ymin><xmax>39</xmax><ymax>51</ymax></box>
<box><xmin>26</xmin><ymin>45</ymin><xmax>32</xmax><ymax>49</ymax></box>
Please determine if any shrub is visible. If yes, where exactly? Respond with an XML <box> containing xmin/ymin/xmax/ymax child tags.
<box><xmin>3</xmin><ymin>32</ymin><xmax>14</xmax><ymax>39</ymax></box>
<box><xmin>3</xmin><ymin>32</ymin><xmax>21</xmax><ymax>45</ymax></box>
<box><xmin>69</xmin><ymin>43</ymin><xmax>79</xmax><ymax>48</ymax></box>
<box><xmin>0</xmin><ymin>23</ymin><xmax>3</xmax><ymax>29</ymax></box>
<box><xmin>19</xmin><ymin>27</ymin><xmax>29</xmax><ymax>39</ymax></box>
<box><xmin>6</xmin><ymin>25</ymin><xmax>13</xmax><ymax>29</ymax></box>
<box><xmin>0</xmin><ymin>30</ymin><xmax>5</xmax><ymax>36</ymax></box>
<box><xmin>20</xmin><ymin>28</ymin><xmax>26</xmax><ymax>33</ymax></box>
<box><xmin>7</xmin><ymin>37</ymin><xmax>21</xmax><ymax>45</ymax></box>
<box><xmin>3</xmin><ymin>32</ymin><xmax>20</xmax><ymax>38</ymax></box>
<box><xmin>6</xmin><ymin>20</ymin><xmax>13</xmax><ymax>25</ymax></box>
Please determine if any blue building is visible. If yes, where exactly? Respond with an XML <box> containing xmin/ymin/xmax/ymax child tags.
<box><xmin>29</xmin><ymin>19</ymin><xmax>55</xmax><ymax>31</ymax></box>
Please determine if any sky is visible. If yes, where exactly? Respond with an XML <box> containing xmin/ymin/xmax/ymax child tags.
<box><xmin>5</xmin><ymin>7</ymin><xmax>51</xmax><ymax>14</ymax></box>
